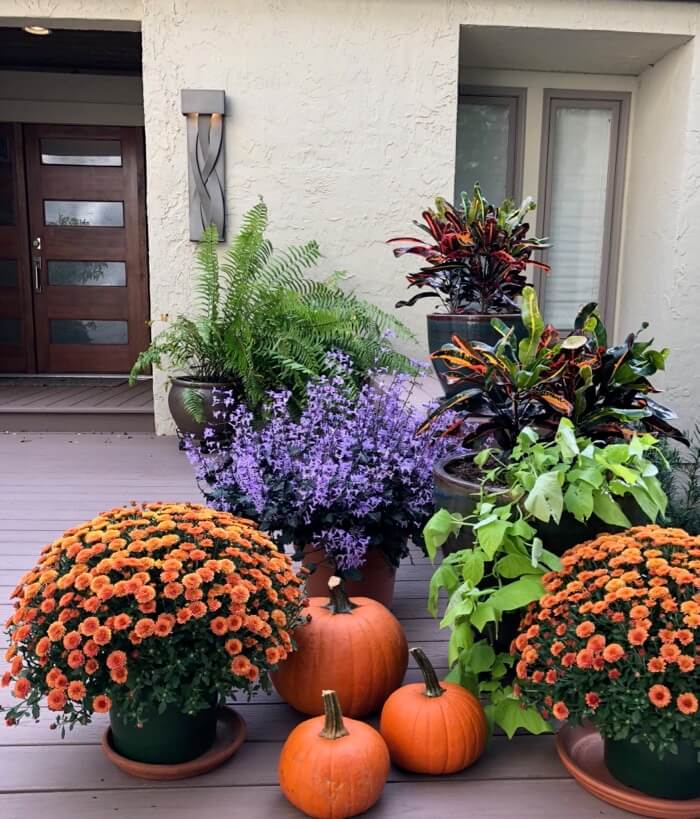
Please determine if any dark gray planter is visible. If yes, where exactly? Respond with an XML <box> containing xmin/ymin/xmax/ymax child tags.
<box><xmin>427</xmin><ymin>312</ymin><xmax>523</xmax><ymax>397</ymax></box>
<box><xmin>167</xmin><ymin>377</ymin><xmax>236</xmax><ymax>437</ymax></box>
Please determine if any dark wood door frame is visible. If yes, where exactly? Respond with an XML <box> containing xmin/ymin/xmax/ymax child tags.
<box><xmin>0</xmin><ymin>123</ymin><xmax>36</xmax><ymax>373</ymax></box>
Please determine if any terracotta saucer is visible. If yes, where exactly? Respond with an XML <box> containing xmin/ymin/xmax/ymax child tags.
<box><xmin>101</xmin><ymin>706</ymin><xmax>246</xmax><ymax>781</ymax></box>
<box><xmin>556</xmin><ymin>724</ymin><xmax>700</xmax><ymax>819</ymax></box>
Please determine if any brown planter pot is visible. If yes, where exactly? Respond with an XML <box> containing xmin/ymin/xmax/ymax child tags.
<box><xmin>167</xmin><ymin>377</ymin><xmax>236</xmax><ymax>437</ymax></box>
<box><xmin>427</xmin><ymin>312</ymin><xmax>524</xmax><ymax>397</ymax></box>
<box><xmin>303</xmin><ymin>547</ymin><xmax>397</xmax><ymax>608</ymax></box>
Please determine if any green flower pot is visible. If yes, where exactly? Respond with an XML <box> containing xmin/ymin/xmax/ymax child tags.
<box><xmin>110</xmin><ymin>701</ymin><xmax>219</xmax><ymax>765</ymax></box>
<box><xmin>605</xmin><ymin>737</ymin><xmax>700</xmax><ymax>800</ymax></box>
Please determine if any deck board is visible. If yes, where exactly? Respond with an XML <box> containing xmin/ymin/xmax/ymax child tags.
<box><xmin>0</xmin><ymin>432</ymin><xmax>634</xmax><ymax>817</ymax></box>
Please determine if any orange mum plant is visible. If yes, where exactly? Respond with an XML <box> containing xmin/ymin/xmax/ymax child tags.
<box><xmin>512</xmin><ymin>525</ymin><xmax>699</xmax><ymax>758</ymax></box>
<box><xmin>1</xmin><ymin>503</ymin><xmax>306</xmax><ymax>731</ymax></box>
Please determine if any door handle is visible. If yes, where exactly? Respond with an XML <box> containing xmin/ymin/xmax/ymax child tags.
<box><xmin>32</xmin><ymin>256</ymin><xmax>42</xmax><ymax>293</ymax></box>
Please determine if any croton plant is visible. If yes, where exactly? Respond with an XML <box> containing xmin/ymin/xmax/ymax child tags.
<box><xmin>390</xmin><ymin>185</ymin><xmax>550</xmax><ymax>314</ymax></box>
<box><xmin>1</xmin><ymin>503</ymin><xmax>306</xmax><ymax>732</ymax></box>
<box><xmin>421</xmin><ymin>287</ymin><xmax>686</xmax><ymax>451</ymax></box>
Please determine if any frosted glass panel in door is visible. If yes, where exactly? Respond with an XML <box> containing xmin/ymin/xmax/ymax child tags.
<box><xmin>543</xmin><ymin>107</ymin><xmax>612</xmax><ymax>327</ymax></box>
<box><xmin>455</xmin><ymin>101</ymin><xmax>510</xmax><ymax>203</ymax></box>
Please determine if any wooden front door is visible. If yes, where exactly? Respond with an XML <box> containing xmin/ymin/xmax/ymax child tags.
<box><xmin>0</xmin><ymin>124</ymin><xmax>149</xmax><ymax>374</ymax></box>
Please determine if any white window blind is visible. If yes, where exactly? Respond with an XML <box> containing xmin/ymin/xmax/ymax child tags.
<box><xmin>541</xmin><ymin>104</ymin><xmax>616</xmax><ymax>328</ymax></box>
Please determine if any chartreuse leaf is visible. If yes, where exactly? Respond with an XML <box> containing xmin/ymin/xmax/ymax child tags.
<box><xmin>471</xmin><ymin>602</ymin><xmax>497</xmax><ymax>631</ymax></box>
<box><xmin>496</xmin><ymin>553</ymin><xmax>536</xmax><ymax>578</ymax></box>
<box><xmin>448</xmin><ymin>621</ymin><xmax>474</xmax><ymax>666</ymax></box>
<box><xmin>627</xmin><ymin>484</ymin><xmax>660</xmax><ymax>521</ymax></box>
<box><xmin>518</xmin><ymin>286</ymin><xmax>544</xmax><ymax>366</ymax></box>
<box><xmin>524</xmin><ymin>471</ymin><xmax>563</xmax><ymax>522</ymax></box>
<box><xmin>494</xmin><ymin>697</ymin><xmax>552</xmax><ymax>739</ymax></box>
<box><xmin>424</xmin><ymin>508</ymin><xmax>462</xmax><ymax>560</ymax></box>
<box><xmin>564</xmin><ymin>481</ymin><xmax>594</xmax><ymax>522</ymax></box>
<box><xmin>460</xmin><ymin>550</ymin><xmax>485</xmax><ymax>586</ymax></box>
<box><xmin>474</xmin><ymin>516</ymin><xmax>510</xmax><ymax>559</ymax></box>
<box><xmin>643</xmin><ymin>474</ymin><xmax>668</xmax><ymax>514</ymax></box>
<box><xmin>592</xmin><ymin>493</ymin><xmax>632</xmax><ymax>527</ymax></box>
<box><xmin>489</xmin><ymin>575</ymin><xmax>544</xmax><ymax>612</ymax></box>
<box><xmin>555</xmin><ymin>418</ymin><xmax>579</xmax><ymax>459</ymax></box>
<box><xmin>462</xmin><ymin>640</ymin><xmax>495</xmax><ymax>675</ymax></box>
<box><xmin>427</xmin><ymin>563</ymin><xmax>458</xmax><ymax>616</ymax></box>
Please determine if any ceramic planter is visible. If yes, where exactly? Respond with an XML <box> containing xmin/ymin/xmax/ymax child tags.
<box><xmin>303</xmin><ymin>546</ymin><xmax>397</xmax><ymax>608</ymax></box>
<box><xmin>427</xmin><ymin>312</ymin><xmax>523</xmax><ymax>396</ymax></box>
<box><xmin>605</xmin><ymin>737</ymin><xmax>700</xmax><ymax>801</ymax></box>
<box><xmin>167</xmin><ymin>376</ymin><xmax>236</xmax><ymax>437</ymax></box>
<box><xmin>109</xmin><ymin>701</ymin><xmax>219</xmax><ymax>765</ymax></box>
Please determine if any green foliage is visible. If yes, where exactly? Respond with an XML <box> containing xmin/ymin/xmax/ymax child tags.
<box><xmin>422</xmin><ymin>285</ymin><xmax>685</xmax><ymax>450</ymax></box>
<box><xmin>423</xmin><ymin>419</ymin><xmax>667</xmax><ymax>738</ymax></box>
<box><xmin>130</xmin><ymin>201</ymin><xmax>416</xmax><ymax>415</ymax></box>
<box><xmin>652</xmin><ymin>426</ymin><xmax>700</xmax><ymax>534</ymax></box>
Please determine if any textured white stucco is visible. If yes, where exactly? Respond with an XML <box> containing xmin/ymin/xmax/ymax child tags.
<box><xmin>2</xmin><ymin>0</ymin><xmax>700</xmax><ymax>433</ymax></box>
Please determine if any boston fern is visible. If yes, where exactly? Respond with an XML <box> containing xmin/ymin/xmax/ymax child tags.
<box><xmin>130</xmin><ymin>201</ymin><xmax>416</xmax><ymax>416</ymax></box>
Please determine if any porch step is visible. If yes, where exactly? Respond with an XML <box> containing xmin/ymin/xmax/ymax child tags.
<box><xmin>0</xmin><ymin>378</ymin><xmax>154</xmax><ymax>433</ymax></box>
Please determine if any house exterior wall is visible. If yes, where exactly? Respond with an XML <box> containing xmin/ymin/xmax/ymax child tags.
<box><xmin>1</xmin><ymin>0</ymin><xmax>699</xmax><ymax>433</ymax></box>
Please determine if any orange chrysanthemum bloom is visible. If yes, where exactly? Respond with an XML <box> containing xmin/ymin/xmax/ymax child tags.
<box><xmin>677</xmin><ymin>692</ymin><xmax>698</xmax><ymax>715</ymax></box>
<box><xmin>627</xmin><ymin>627</ymin><xmax>648</xmax><ymax>646</ymax></box>
<box><xmin>0</xmin><ymin>503</ymin><xmax>305</xmax><ymax>730</ymax></box>
<box><xmin>647</xmin><ymin>657</ymin><xmax>666</xmax><ymax>673</ymax></box>
<box><xmin>67</xmin><ymin>680</ymin><xmax>86</xmax><ymax>701</ymax></box>
<box><xmin>552</xmin><ymin>701</ymin><xmax>569</xmax><ymax>720</ymax></box>
<box><xmin>92</xmin><ymin>694</ymin><xmax>112</xmax><ymax>713</ymax></box>
<box><xmin>648</xmin><ymin>684</ymin><xmax>672</xmax><ymax>708</ymax></box>
<box><xmin>677</xmin><ymin>655</ymin><xmax>695</xmax><ymax>672</ymax></box>
<box><xmin>47</xmin><ymin>689</ymin><xmax>67</xmax><ymax>711</ymax></box>
<box><xmin>659</xmin><ymin>643</ymin><xmax>681</xmax><ymax>663</ymax></box>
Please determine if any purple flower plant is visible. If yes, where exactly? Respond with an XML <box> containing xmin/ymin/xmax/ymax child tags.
<box><xmin>185</xmin><ymin>355</ymin><xmax>456</xmax><ymax>577</ymax></box>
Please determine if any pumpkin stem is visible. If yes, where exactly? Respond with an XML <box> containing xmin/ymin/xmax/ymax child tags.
<box><xmin>326</xmin><ymin>576</ymin><xmax>356</xmax><ymax>615</ymax></box>
<box><xmin>411</xmin><ymin>647</ymin><xmax>445</xmax><ymax>698</ymax></box>
<box><xmin>319</xmin><ymin>689</ymin><xmax>350</xmax><ymax>740</ymax></box>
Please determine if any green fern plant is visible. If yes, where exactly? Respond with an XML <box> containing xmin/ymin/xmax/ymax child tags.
<box><xmin>130</xmin><ymin>201</ymin><xmax>416</xmax><ymax>416</ymax></box>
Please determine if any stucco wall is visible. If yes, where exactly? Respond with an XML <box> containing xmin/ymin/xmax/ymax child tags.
<box><xmin>1</xmin><ymin>0</ymin><xmax>700</xmax><ymax>433</ymax></box>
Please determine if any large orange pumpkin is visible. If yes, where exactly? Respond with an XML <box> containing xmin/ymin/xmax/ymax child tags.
<box><xmin>271</xmin><ymin>576</ymin><xmax>408</xmax><ymax>717</ymax></box>
<box><xmin>279</xmin><ymin>689</ymin><xmax>390</xmax><ymax>819</ymax></box>
<box><xmin>380</xmin><ymin>646</ymin><xmax>488</xmax><ymax>774</ymax></box>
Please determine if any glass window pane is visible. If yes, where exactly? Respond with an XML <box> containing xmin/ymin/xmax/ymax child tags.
<box><xmin>48</xmin><ymin>260</ymin><xmax>126</xmax><ymax>287</ymax></box>
<box><xmin>456</xmin><ymin>100</ymin><xmax>511</xmax><ymax>203</ymax></box>
<box><xmin>50</xmin><ymin>319</ymin><xmax>128</xmax><ymax>345</ymax></box>
<box><xmin>41</xmin><ymin>138</ymin><xmax>122</xmax><ymax>166</ymax></box>
<box><xmin>0</xmin><ymin>259</ymin><xmax>17</xmax><ymax>287</ymax></box>
<box><xmin>0</xmin><ymin>318</ymin><xmax>20</xmax><ymax>345</ymax></box>
<box><xmin>0</xmin><ymin>135</ymin><xmax>15</xmax><ymax>226</ymax></box>
<box><xmin>543</xmin><ymin>106</ymin><xmax>613</xmax><ymax>328</ymax></box>
<box><xmin>44</xmin><ymin>200</ymin><xmax>124</xmax><ymax>227</ymax></box>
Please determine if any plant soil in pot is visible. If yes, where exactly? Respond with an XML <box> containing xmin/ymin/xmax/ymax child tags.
<box><xmin>168</xmin><ymin>376</ymin><xmax>235</xmax><ymax>437</ymax></box>
<box><xmin>303</xmin><ymin>546</ymin><xmax>396</xmax><ymax>607</ymax></box>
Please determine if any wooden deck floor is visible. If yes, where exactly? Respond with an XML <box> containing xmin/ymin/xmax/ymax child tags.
<box><xmin>0</xmin><ymin>433</ymin><xmax>634</xmax><ymax>818</ymax></box>
<box><xmin>0</xmin><ymin>379</ymin><xmax>154</xmax><ymax>432</ymax></box>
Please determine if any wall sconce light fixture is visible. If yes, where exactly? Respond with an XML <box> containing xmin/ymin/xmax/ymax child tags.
<box><xmin>181</xmin><ymin>89</ymin><xmax>226</xmax><ymax>241</ymax></box>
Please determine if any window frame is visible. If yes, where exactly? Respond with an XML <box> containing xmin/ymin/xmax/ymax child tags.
<box><xmin>535</xmin><ymin>89</ymin><xmax>631</xmax><ymax>332</ymax></box>
<box><xmin>455</xmin><ymin>85</ymin><xmax>527</xmax><ymax>204</ymax></box>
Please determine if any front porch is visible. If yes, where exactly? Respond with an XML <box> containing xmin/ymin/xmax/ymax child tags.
<box><xmin>0</xmin><ymin>432</ymin><xmax>632</xmax><ymax>818</ymax></box>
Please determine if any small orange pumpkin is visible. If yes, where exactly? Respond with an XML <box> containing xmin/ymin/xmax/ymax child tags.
<box><xmin>271</xmin><ymin>577</ymin><xmax>408</xmax><ymax>717</ymax></box>
<box><xmin>279</xmin><ymin>689</ymin><xmax>390</xmax><ymax>819</ymax></box>
<box><xmin>380</xmin><ymin>646</ymin><xmax>488</xmax><ymax>774</ymax></box>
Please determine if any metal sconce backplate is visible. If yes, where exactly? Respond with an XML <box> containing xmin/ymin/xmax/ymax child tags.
<box><xmin>181</xmin><ymin>89</ymin><xmax>226</xmax><ymax>242</ymax></box>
